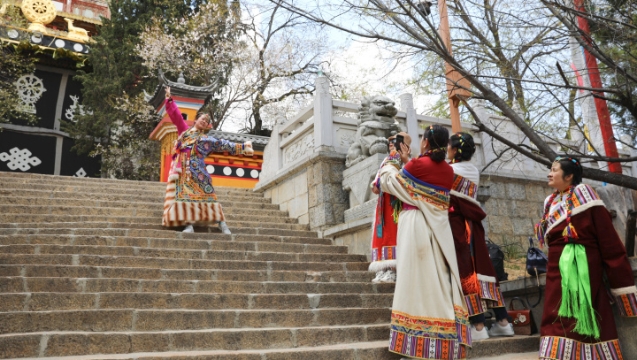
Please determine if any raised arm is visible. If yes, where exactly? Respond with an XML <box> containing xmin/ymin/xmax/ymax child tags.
<box><xmin>164</xmin><ymin>87</ymin><xmax>189</xmax><ymax>135</ymax></box>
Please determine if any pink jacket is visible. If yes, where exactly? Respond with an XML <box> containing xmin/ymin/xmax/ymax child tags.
<box><xmin>165</xmin><ymin>98</ymin><xmax>189</xmax><ymax>135</ymax></box>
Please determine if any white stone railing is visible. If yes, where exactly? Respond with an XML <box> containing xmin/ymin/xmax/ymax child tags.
<box><xmin>259</xmin><ymin>76</ymin><xmax>636</xmax><ymax>188</ymax></box>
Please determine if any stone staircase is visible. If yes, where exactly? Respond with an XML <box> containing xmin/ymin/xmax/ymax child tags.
<box><xmin>0</xmin><ymin>172</ymin><xmax>538</xmax><ymax>359</ymax></box>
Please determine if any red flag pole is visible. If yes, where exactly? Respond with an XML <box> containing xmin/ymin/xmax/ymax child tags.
<box><xmin>572</xmin><ymin>0</ymin><xmax>622</xmax><ymax>173</ymax></box>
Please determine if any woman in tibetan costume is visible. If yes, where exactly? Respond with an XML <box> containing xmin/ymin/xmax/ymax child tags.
<box><xmin>369</xmin><ymin>132</ymin><xmax>412</xmax><ymax>283</ymax></box>
<box><xmin>447</xmin><ymin>133</ymin><xmax>512</xmax><ymax>341</ymax></box>
<box><xmin>535</xmin><ymin>156</ymin><xmax>636</xmax><ymax>360</ymax></box>
<box><xmin>379</xmin><ymin>125</ymin><xmax>470</xmax><ymax>360</ymax></box>
<box><xmin>162</xmin><ymin>86</ymin><xmax>253</xmax><ymax>234</ymax></box>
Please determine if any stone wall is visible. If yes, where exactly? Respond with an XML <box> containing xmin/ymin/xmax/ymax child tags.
<box><xmin>481</xmin><ymin>176</ymin><xmax>552</xmax><ymax>254</ymax></box>
<box><xmin>263</xmin><ymin>170</ymin><xmax>309</xmax><ymax>225</ymax></box>
<box><xmin>259</xmin><ymin>150</ymin><xmax>349</xmax><ymax>231</ymax></box>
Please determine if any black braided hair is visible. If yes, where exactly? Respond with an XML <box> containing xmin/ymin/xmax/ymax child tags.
<box><xmin>423</xmin><ymin>125</ymin><xmax>449</xmax><ymax>162</ymax></box>
<box><xmin>449</xmin><ymin>132</ymin><xmax>476</xmax><ymax>162</ymax></box>
<box><xmin>554</xmin><ymin>155</ymin><xmax>582</xmax><ymax>186</ymax></box>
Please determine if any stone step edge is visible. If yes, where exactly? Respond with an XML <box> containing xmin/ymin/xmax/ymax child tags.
<box><xmin>5</xmin><ymin>338</ymin><xmax>542</xmax><ymax>360</ymax></box>
<box><xmin>0</xmin><ymin>307</ymin><xmax>389</xmax><ymax>315</ymax></box>
<box><xmin>0</xmin><ymin>265</ymin><xmax>376</xmax><ymax>279</ymax></box>
<box><xmin>0</xmin><ymin>232</ymin><xmax>320</xmax><ymax>246</ymax></box>
<box><xmin>0</xmin><ymin>254</ymin><xmax>364</xmax><ymax>266</ymax></box>
<box><xmin>0</xmin><ymin>323</ymin><xmax>388</xmax><ymax>337</ymax></box>
<box><xmin>0</xmin><ymin>236</ymin><xmax>343</xmax><ymax>250</ymax></box>
<box><xmin>0</xmin><ymin>227</ymin><xmax>318</xmax><ymax>238</ymax></box>
<box><xmin>0</xmin><ymin>276</ymin><xmax>380</xmax><ymax>287</ymax></box>
<box><xmin>0</xmin><ymin>245</ymin><xmax>358</xmax><ymax>259</ymax></box>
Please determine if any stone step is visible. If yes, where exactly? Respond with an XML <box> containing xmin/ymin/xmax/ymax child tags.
<box><xmin>0</xmin><ymin>276</ymin><xmax>392</xmax><ymax>294</ymax></box>
<box><xmin>0</xmin><ymin>292</ymin><xmax>393</xmax><ymax>311</ymax></box>
<box><xmin>0</xmin><ymin>180</ymin><xmax>255</xmax><ymax>197</ymax></box>
<box><xmin>0</xmin><ymin>171</ymin><xmax>257</xmax><ymax>190</ymax></box>
<box><xmin>0</xmin><ymin>235</ymin><xmax>345</xmax><ymax>254</ymax></box>
<box><xmin>0</xmin><ymin>219</ymin><xmax>308</xmax><ymax>232</ymax></box>
<box><xmin>0</xmin><ymin>336</ymin><xmax>540</xmax><ymax>359</ymax></box>
<box><xmin>0</xmin><ymin>244</ymin><xmax>366</xmax><ymax>263</ymax></box>
<box><xmin>0</xmin><ymin>308</ymin><xmax>391</xmax><ymax>334</ymax></box>
<box><xmin>1</xmin><ymin>203</ymin><xmax>282</xmax><ymax>217</ymax></box>
<box><xmin>0</xmin><ymin>226</ymin><xmax>320</xmax><ymax>240</ymax></box>
<box><xmin>0</xmin><ymin>212</ymin><xmax>297</xmax><ymax>225</ymax></box>
<box><xmin>0</xmin><ymin>254</ymin><xmax>369</xmax><ymax>271</ymax></box>
<box><xmin>0</xmin><ymin>326</ymin><xmax>391</xmax><ymax>359</ymax></box>
<box><xmin>0</xmin><ymin>191</ymin><xmax>273</xmax><ymax>204</ymax></box>
<box><xmin>0</xmin><ymin>265</ymin><xmax>379</xmax><ymax>283</ymax></box>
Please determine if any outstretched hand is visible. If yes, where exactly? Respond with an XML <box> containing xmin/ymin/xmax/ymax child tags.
<box><xmin>398</xmin><ymin>142</ymin><xmax>410</xmax><ymax>163</ymax></box>
<box><xmin>164</xmin><ymin>86</ymin><xmax>171</xmax><ymax>99</ymax></box>
<box><xmin>243</xmin><ymin>141</ymin><xmax>254</xmax><ymax>156</ymax></box>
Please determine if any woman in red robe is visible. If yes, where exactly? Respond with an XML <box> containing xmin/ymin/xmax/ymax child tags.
<box><xmin>447</xmin><ymin>133</ymin><xmax>512</xmax><ymax>341</ymax></box>
<box><xmin>535</xmin><ymin>156</ymin><xmax>636</xmax><ymax>359</ymax></box>
<box><xmin>369</xmin><ymin>133</ymin><xmax>412</xmax><ymax>283</ymax></box>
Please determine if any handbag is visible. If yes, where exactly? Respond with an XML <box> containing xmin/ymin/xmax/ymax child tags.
<box><xmin>508</xmin><ymin>297</ymin><xmax>537</xmax><ymax>335</ymax></box>
<box><xmin>526</xmin><ymin>236</ymin><xmax>548</xmax><ymax>277</ymax></box>
<box><xmin>486</xmin><ymin>238</ymin><xmax>508</xmax><ymax>281</ymax></box>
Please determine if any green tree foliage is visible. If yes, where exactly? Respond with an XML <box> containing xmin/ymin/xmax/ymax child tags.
<box><xmin>0</xmin><ymin>42</ymin><xmax>37</xmax><ymax>125</ymax></box>
<box><xmin>68</xmin><ymin>0</ymin><xmax>212</xmax><ymax>180</ymax></box>
<box><xmin>0</xmin><ymin>4</ymin><xmax>36</xmax><ymax>125</ymax></box>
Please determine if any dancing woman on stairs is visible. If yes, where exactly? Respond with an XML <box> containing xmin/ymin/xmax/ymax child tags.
<box><xmin>379</xmin><ymin>125</ymin><xmax>470</xmax><ymax>360</ymax></box>
<box><xmin>535</xmin><ymin>156</ymin><xmax>636</xmax><ymax>360</ymax></box>
<box><xmin>447</xmin><ymin>132</ymin><xmax>512</xmax><ymax>341</ymax></box>
<box><xmin>161</xmin><ymin>86</ymin><xmax>253</xmax><ymax>234</ymax></box>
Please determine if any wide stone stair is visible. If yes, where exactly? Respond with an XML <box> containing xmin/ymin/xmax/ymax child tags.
<box><xmin>0</xmin><ymin>172</ymin><xmax>538</xmax><ymax>359</ymax></box>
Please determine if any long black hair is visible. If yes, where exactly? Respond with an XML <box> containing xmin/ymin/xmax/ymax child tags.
<box><xmin>554</xmin><ymin>155</ymin><xmax>583</xmax><ymax>186</ymax></box>
<box><xmin>449</xmin><ymin>132</ymin><xmax>476</xmax><ymax>162</ymax></box>
<box><xmin>423</xmin><ymin>125</ymin><xmax>449</xmax><ymax>163</ymax></box>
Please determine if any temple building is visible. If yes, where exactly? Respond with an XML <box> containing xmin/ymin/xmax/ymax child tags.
<box><xmin>0</xmin><ymin>0</ymin><xmax>108</xmax><ymax>177</ymax></box>
<box><xmin>147</xmin><ymin>72</ymin><xmax>268</xmax><ymax>189</ymax></box>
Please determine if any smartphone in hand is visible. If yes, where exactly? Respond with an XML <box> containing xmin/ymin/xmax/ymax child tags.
<box><xmin>394</xmin><ymin>134</ymin><xmax>404</xmax><ymax>152</ymax></box>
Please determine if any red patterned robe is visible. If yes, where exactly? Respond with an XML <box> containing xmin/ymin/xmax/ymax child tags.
<box><xmin>449</xmin><ymin>162</ymin><xmax>505</xmax><ymax>317</ymax></box>
<box><xmin>536</xmin><ymin>184</ymin><xmax>637</xmax><ymax>360</ymax></box>
<box><xmin>369</xmin><ymin>152</ymin><xmax>401</xmax><ymax>273</ymax></box>
<box><xmin>162</xmin><ymin>97</ymin><xmax>246</xmax><ymax>227</ymax></box>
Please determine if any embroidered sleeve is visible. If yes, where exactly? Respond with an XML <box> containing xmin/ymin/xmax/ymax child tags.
<box><xmin>611</xmin><ymin>286</ymin><xmax>637</xmax><ymax>317</ymax></box>
<box><xmin>196</xmin><ymin>136</ymin><xmax>240</xmax><ymax>157</ymax></box>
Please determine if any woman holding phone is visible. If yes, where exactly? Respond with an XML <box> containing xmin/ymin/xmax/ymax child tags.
<box><xmin>369</xmin><ymin>132</ymin><xmax>411</xmax><ymax>283</ymax></box>
<box><xmin>378</xmin><ymin>125</ymin><xmax>470</xmax><ymax>359</ymax></box>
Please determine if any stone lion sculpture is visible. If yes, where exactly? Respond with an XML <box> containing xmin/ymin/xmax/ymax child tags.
<box><xmin>345</xmin><ymin>95</ymin><xmax>400</xmax><ymax>167</ymax></box>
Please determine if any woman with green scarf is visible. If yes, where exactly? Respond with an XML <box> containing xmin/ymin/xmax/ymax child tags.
<box><xmin>535</xmin><ymin>156</ymin><xmax>636</xmax><ymax>360</ymax></box>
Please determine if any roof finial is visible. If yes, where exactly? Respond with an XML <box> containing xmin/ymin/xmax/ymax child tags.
<box><xmin>177</xmin><ymin>72</ymin><xmax>186</xmax><ymax>84</ymax></box>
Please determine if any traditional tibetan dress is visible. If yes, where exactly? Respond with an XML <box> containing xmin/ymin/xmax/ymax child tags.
<box><xmin>379</xmin><ymin>154</ymin><xmax>470</xmax><ymax>359</ymax></box>
<box><xmin>535</xmin><ymin>184</ymin><xmax>637</xmax><ymax>360</ymax></box>
<box><xmin>162</xmin><ymin>98</ymin><xmax>246</xmax><ymax>227</ymax></box>
<box><xmin>449</xmin><ymin>162</ymin><xmax>505</xmax><ymax>318</ymax></box>
<box><xmin>369</xmin><ymin>152</ymin><xmax>401</xmax><ymax>273</ymax></box>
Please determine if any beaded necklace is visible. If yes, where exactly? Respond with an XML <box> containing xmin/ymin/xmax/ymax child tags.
<box><xmin>539</xmin><ymin>185</ymin><xmax>579</xmax><ymax>242</ymax></box>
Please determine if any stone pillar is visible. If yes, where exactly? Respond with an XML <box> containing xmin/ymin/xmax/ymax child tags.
<box><xmin>307</xmin><ymin>153</ymin><xmax>349</xmax><ymax>230</ymax></box>
<box><xmin>400</xmin><ymin>93</ymin><xmax>420</xmax><ymax>158</ymax></box>
<box><xmin>313</xmin><ymin>76</ymin><xmax>333</xmax><ymax>151</ymax></box>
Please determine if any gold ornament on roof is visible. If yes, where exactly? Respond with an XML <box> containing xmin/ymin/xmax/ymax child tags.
<box><xmin>64</xmin><ymin>18</ymin><xmax>90</xmax><ymax>42</ymax></box>
<box><xmin>21</xmin><ymin>0</ymin><xmax>57</xmax><ymax>34</ymax></box>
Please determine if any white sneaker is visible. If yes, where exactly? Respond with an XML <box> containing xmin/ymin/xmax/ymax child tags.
<box><xmin>372</xmin><ymin>271</ymin><xmax>384</xmax><ymax>283</ymax></box>
<box><xmin>471</xmin><ymin>325</ymin><xmax>490</xmax><ymax>341</ymax></box>
<box><xmin>219</xmin><ymin>221</ymin><xmax>231</xmax><ymax>235</ymax></box>
<box><xmin>488</xmin><ymin>322</ymin><xmax>515</xmax><ymax>337</ymax></box>
<box><xmin>182</xmin><ymin>225</ymin><xmax>194</xmax><ymax>233</ymax></box>
<box><xmin>379</xmin><ymin>269</ymin><xmax>396</xmax><ymax>283</ymax></box>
